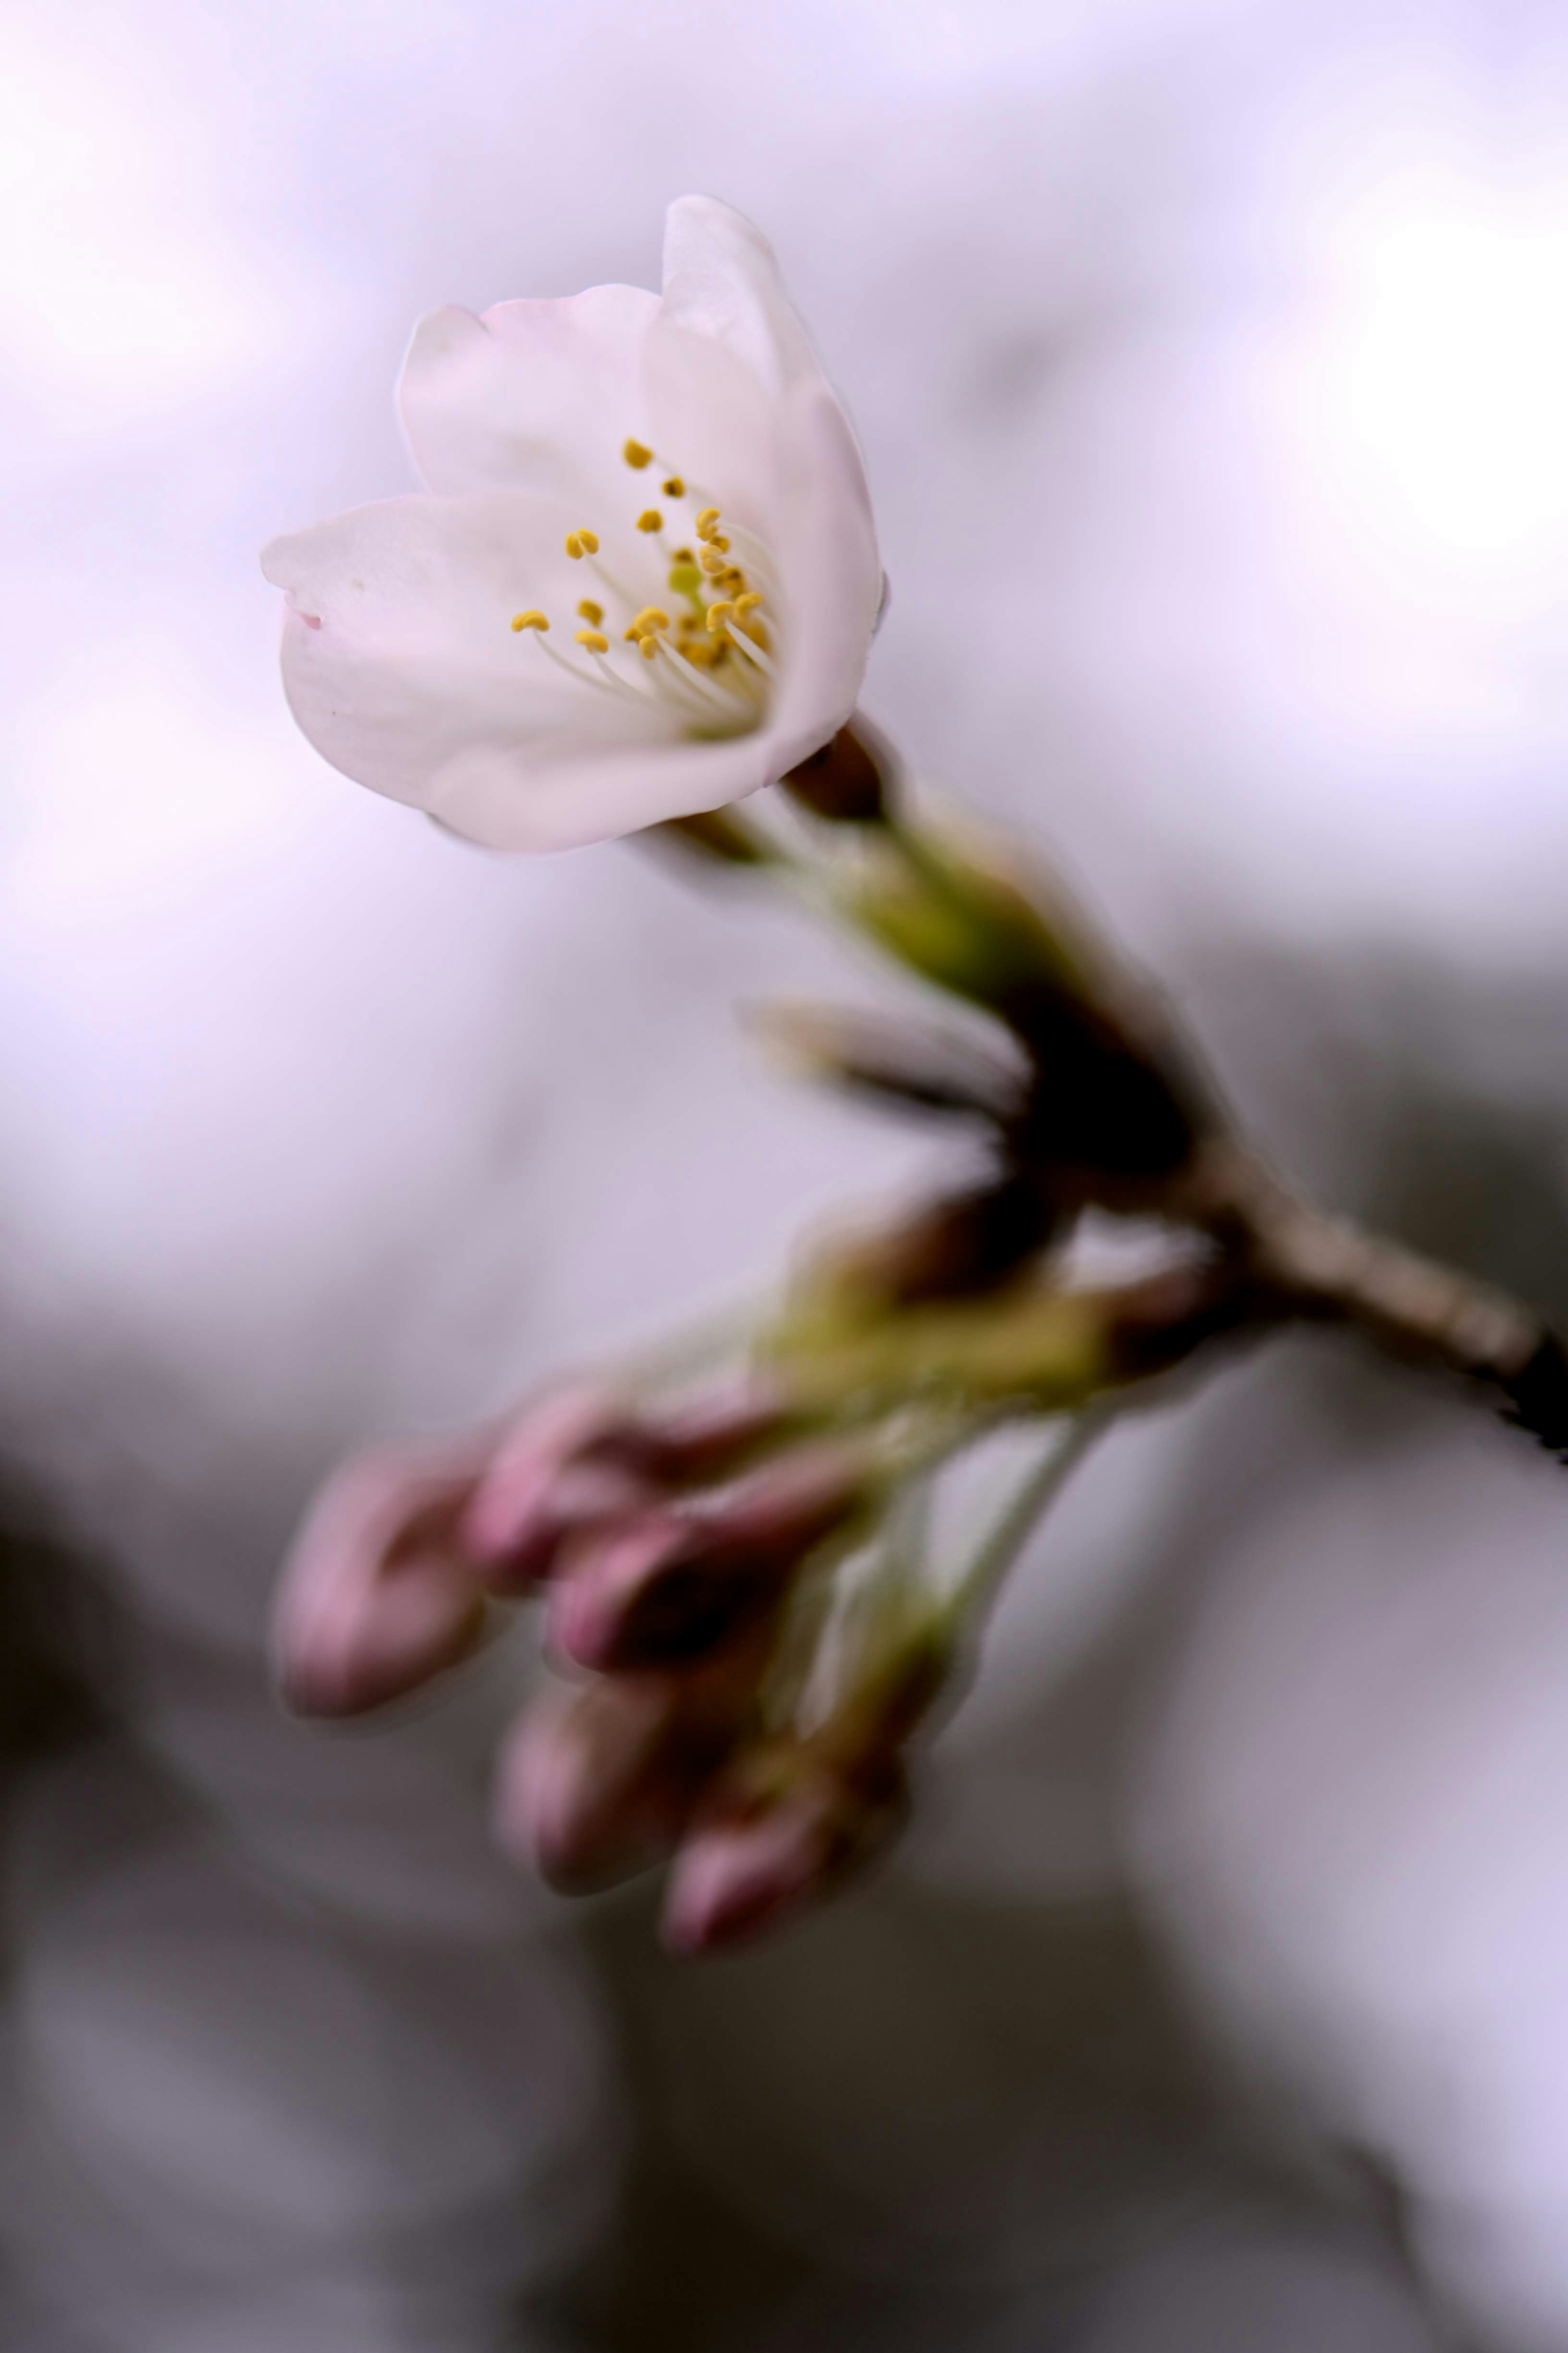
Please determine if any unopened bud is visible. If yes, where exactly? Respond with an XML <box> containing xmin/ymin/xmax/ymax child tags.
<box><xmin>748</xmin><ymin>1000</ymin><xmax>1025</xmax><ymax>1125</ymax></box>
<box><xmin>274</xmin><ymin>1448</ymin><xmax>488</xmax><ymax>1717</ymax></box>
<box><xmin>494</xmin><ymin>1676</ymin><xmax>687</xmax><ymax>1892</ymax></box>
<box><xmin>496</xmin><ymin>1619</ymin><xmax>784</xmax><ymax>1892</ymax></box>
<box><xmin>659</xmin><ymin>1596</ymin><xmax>957</xmax><ymax>1952</ymax></box>
<box><xmin>662</xmin><ymin>1743</ymin><xmax>906</xmax><ymax>1954</ymax></box>
<box><xmin>550</xmin><ymin>1447</ymin><xmax>872</xmax><ymax>1672</ymax></box>
<box><xmin>630</xmin><ymin>1381</ymin><xmax>797</xmax><ymax>1485</ymax></box>
<box><xmin>462</xmin><ymin>1385</ymin><xmax>652</xmax><ymax>1592</ymax></box>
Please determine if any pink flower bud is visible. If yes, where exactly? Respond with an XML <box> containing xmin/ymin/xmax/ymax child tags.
<box><xmin>631</xmin><ymin>1381</ymin><xmax>794</xmax><ymax>1485</ymax></box>
<box><xmin>549</xmin><ymin>1447</ymin><xmax>870</xmax><ymax>1672</ymax></box>
<box><xmin>493</xmin><ymin>1675</ymin><xmax>687</xmax><ymax>1891</ymax></box>
<box><xmin>662</xmin><ymin>1748</ymin><xmax>906</xmax><ymax>1955</ymax></box>
<box><xmin>494</xmin><ymin>1622</ymin><xmax>781</xmax><ymax>1891</ymax></box>
<box><xmin>274</xmin><ymin>1445</ymin><xmax>489</xmax><ymax>1717</ymax></box>
<box><xmin>461</xmin><ymin>1385</ymin><xmax>651</xmax><ymax>1591</ymax></box>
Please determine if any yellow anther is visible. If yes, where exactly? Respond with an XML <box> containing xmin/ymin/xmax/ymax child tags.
<box><xmin>733</xmin><ymin>591</ymin><xmax>763</xmax><ymax>616</ymax></box>
<box><xmin>623</xmin><ymin>625</ymin><xmax>641</xmax><ymax>642</ymax></box>
<box><xmin>575</xmin><ymin>629</ymin><xmax>610</xmax><ymax>653</ymax></box>
<box><xmin>510</xmin><ymin>609</ymin><xmax>549</xmax><ymax>631</ymax></box>
<box><xmin>721</xmin><ymin>566</ymin><xmax>745</xmax><ymax>588</ymax></box>
<box><xmin>639</xmin><ymin>635</ymin><xmax>659</xmax><ymax>660</ymax></box>
<box><xmin>712</xmin><ymin>535</ymin><xmax>730</xmax><ymax>553</ymax></box>
<box><xmin>706</xmin><ymin>600</ymin><xmax>735</xmax><ymax>633</ymax></box>
<box><xmin>699</xmin><ymin>546</ymin><xmax>728</xmax><ymax>575</ymax></box>
<box><xmin>636</xmin><ymin>509</ymin><xmax>664</xmax><ymax>533</ymax></box>
<box><xmin>671</xmin><ymin>546</ymin><xmax>695</xmax><ymax>564</ymax></box>
<box><xmin>623</xmin><ymin>439</ymin><xmax>653</xmax><ymax>468</ymax></box>
<box><xmin>576</xmin><ymin>599</ymin><xmax>604</xmax><ymax>625</ymax></box>
<box><xmin>684</xmin><ymin>638</ymin><xmax>718</xmax><ymax>667</ymax></box>
<box><xmin>632</xmin><ymin>606</ymin><xmax>670</xmax><ymax>634</ymax></box>
<box><xmin>662</xmin><ymin>476</ymin><xmax>684</xmax><ymax>497</ymax></box>
<box><xmin>564</xmin><ymin>533</ymin><xmax>582</xmax><ymax>559</ymax></box>
<box><xmin>579</xmin><ymin>528</ymin><xmax>599</xmax><ymax>553</ymax></box>
<box><xmin>694</xmin><ymin>506</ymin><xmax>720</xmax><ymax>539</ymax></box>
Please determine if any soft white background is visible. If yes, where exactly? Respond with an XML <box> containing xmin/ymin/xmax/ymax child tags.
<box><xmin>4</xmin><ymin>0</ymin><xmax>1568</xmax><ymax>2345</ymax></box>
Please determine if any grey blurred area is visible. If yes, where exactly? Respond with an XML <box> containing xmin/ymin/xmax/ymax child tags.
<box><xmin>4</xmin><ymin>0</ymin><xmax>1568</xmax><ymax>2344</ymax></box>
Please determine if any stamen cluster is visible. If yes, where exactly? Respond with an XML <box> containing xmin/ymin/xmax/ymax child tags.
<box><xmin>507</xmin><ymin>440</ymin><xmax>777</xmax><ymax>738</ymax></box>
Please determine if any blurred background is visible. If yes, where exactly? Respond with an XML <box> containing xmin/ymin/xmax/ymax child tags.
<box><xmin>4</xmin><ymin>0</ymin><xmax>1568</xmax><ymax>2344</ymax></box>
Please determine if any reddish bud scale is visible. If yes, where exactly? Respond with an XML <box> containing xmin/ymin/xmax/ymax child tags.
<box><xmin>780</xmin><ymin>720</ymin><xmax>891</xmax><ymax>823</ymax></box>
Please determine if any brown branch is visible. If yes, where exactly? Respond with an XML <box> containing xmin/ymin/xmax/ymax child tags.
<box><xmin>1211</xmin><ymin>1154</ymin><xmax>1568</xmax><ymax>1457</ymax></box>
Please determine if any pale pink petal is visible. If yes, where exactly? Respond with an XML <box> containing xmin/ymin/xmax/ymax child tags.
<box><xmin>261</xmin><ymin>491</ymin><xmax>686</xmax><ymax>816</ymax></box>
<box><xmin>659</xmin><ymin>195</ymin><xmax>821</xmax><ymax>399</ymax></box>
<box><xmin>425</xmin><ymin>724</ymin><xmax>791</xmax><ymax>854</ymax></box>
<box><xmin>766</xmin><ymin>381</ymin><xmax>882</xmax><ymax>753</ymax></box>
<box><xmin>641</xmin><ymin>314</ymin><xmax>782</xmax><ymax>544</ymax></box>
<box><xmin>399</xmin><ymin>283</ymin><xmax>661</xmax><ymax>505</ymax></box>
<box><xmin>641</xmin><ymin>350</ymin><xmax>879</xmax><ymax>780</ymax></box>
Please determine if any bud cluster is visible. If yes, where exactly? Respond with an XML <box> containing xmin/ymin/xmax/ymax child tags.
<box><xmin>276</xmin><ymin>719</ymin><xmax>1568</xmax><ymax>1952</ymax></box>
<box><xmin>277</xmin><ymin>1379</ymin><xmax>967</xmax><ymax>1949</ymax></box>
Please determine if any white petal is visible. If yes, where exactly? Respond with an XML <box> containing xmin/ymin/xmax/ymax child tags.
<box><xmin>650</xmin><ymin>197</ymin><xmax>880</xmax><ymax>765</ymax></box>
<box><xmin>768</xmin><ymin>380</ymin><xmax>882</xmax><ymax>756</ymax></box>
<box><xmin>429</xmin><ymin>725</ymin><xmax>795</xmax><ymax>855</ymax></box>
<box><xmin>261</xmin><ymin>493</ymin><xmax>683</xmax><ymax>812</ymax></box>
<box><xmin>660</xmin><ymin>196</ymin><xmax>820</xmax><ymax>399</ymax></box>
<box><xmin>643</xmin><ymin>316</ymin><xmax>782</xmax><ymax>542</ymax></box>
<box><xmin>398</xmin><ymin>283</ymin><xmax>660</xmax><ymax>505</ymax></box>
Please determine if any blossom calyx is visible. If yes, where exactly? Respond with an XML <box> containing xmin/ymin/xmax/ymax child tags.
<box><xmin>780</xmin><ymin>718</ymin><xmax>892</xmax><ymax>823</ymax></box>
<box><xmin>750</xmin><ymin>1000</ymin><xmax>1027</xmax><ymax>1125</ymax></box>
<box><xmin>845</xmin><ymin>821</ymin><xmax>1086</xmax><ymax>1012</ymax></box>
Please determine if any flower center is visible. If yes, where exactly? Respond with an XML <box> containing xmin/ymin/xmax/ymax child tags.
<box><xmin>508</xmin><ymin>440</ymin><xmax>776</xmax><ymax>737</ymax></box>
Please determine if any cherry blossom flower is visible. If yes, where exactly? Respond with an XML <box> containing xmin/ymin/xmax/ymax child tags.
<box><xmin>261</xmin><ymin>196</ymin><xmax>881</xmax><ymax>852</ymax></box>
